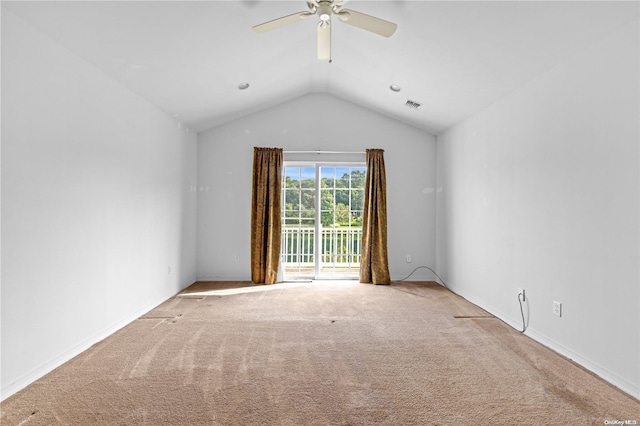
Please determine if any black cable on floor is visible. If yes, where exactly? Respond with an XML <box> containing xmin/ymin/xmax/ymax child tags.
<box><xmin>398</xmin><ymin>267</ymin><xmax>528</xmax><ymax>333</ymax></box>
<box><xmin>396</xmin><ymin>266</ymin><xmax>449</xmax><ymax>289</ymax></box>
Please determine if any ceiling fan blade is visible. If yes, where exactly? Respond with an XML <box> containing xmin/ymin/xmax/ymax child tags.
<box><xmin>317</xmin><ymin>21</ymin><xmax>331</xmax><ymax>60</ymax></box>
<box><xmin>336</xmin><ymin>8</ymin><xmax>397</xmax><ymax>37</ymax></box>
<box><xmin>253</xmin><ymin>11</ymin><xmax>314</xmax><ymax>33</ymax></box>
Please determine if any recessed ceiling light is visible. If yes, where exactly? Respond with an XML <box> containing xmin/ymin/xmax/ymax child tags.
<box><xmin>390</xmin><ymin>84</ymin><xmax>401</xmax><ymax>92</ymax></box>
<box><xmin>238</xmin><ymin>82</ymin><xmax>250</xmax><ymax>90</ymax></box>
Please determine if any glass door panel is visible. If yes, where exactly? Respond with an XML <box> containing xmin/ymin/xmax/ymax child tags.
<box><xmin>318</xmin><ymin>166</ymin><xmax>365</xmax><ymax>278</ymax></box>
<box><xmin>282</xmin><ymin>166</ymin><xmax>316</xmax><ymax>278</ymax></box>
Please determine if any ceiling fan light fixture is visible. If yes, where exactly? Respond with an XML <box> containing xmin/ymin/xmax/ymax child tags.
<box><xmin>238</xmin><ymin>82</ymin><xmax>250</xmax><ymax>90</ymax></box>
<box><xmin>317</xmin><ymin>2</ymin><xmax>332</xmax><ymax>21</ymax></box>
<box><xmin>390</xmin><ymin>84</ymin><xmax>401</xmax><ymax>92</ymax></box>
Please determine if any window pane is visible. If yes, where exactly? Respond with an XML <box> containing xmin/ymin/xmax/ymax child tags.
<box><xmin>320</xmin><ymin>167</ymin><xmax>336</xmax><ymax>187</ymax></box>
<box><xmin>300</xmin><ymin>167</ymin><xmax>315</xmax><ymax>186</ymax></box>
<box><xmin>351</xmin><ymin>168</ymin><xmax>366</xmax><ymax>188</ymax></box>
<box><xmin>320</xmin><ymin>210</ymin><xmax>333</xmax><ymax>227</ymax></box>
<box><xmin>320</xmin><ymin>189</ymin><xmax>335</xmax><ymax>210</ymax></box>
<box><xmin>335</xmin><ymin>189</ymin><xmax>349</xmax><ymax>207</ymax></box>
<box><xmin>336</xmin><ymin>167</ymin><xmax>349</xmax><ymax>188</ymax></box>
<box><xmin>284</xmin><ymin>189</ymin><xmax>300</xmax><ymax>206</ymax></box>
<box><xmin>351</xmin><ymin>210</ymin><xmax>363</xmax><ymax>226</ymax></box>
<box><xmin>284</xmin><ymin>168</ymin><xmax>301</xmax><ymax>187</ymax></box>
<box><xmin>335</xmin><ymin>203</ymin><xmax>350</xmax><ymax>226</ymax></box>
<box><xmin>351</xmin><ymin>189</ymin><xmax>364</xmax><ymax>210</ymax></box>
<box><xmin>300</xmin><ymin>189</ymin><xmax>315</xmax><ymax>210</ymax></box>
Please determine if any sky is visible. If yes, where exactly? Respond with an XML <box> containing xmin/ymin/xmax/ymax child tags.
<box><xmin>284</xmin><ymin>166</ymin><xmax>365</xmax><ymax>182</ymax></box>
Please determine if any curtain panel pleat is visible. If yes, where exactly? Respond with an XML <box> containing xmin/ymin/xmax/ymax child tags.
<box><xmin>359</xmin><ymin>149</ymin><xmax>391</xmax><ymax>285</ymax></box>
<box><xmin>251</xmin><ymin>147</ymin><xmax>283</xmax><ymax>284</ymax></box>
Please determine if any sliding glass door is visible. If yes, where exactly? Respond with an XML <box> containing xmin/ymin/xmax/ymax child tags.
<box><xmin>281</xmin><ymin>163</ymin><xmax>366</xmax><ymax>280</ymax></box>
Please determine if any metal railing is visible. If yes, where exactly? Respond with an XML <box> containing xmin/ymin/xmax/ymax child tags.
<box><xmin>281</xmin><ymin>227</ymin><xmax>362</xmax><ymax>274</ymax></box>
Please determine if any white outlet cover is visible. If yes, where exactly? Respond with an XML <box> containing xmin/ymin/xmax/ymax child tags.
<box><xmin>553</xmin><ymin>301</ymin><xmax>562</xmax><ymax>317</ymax></box>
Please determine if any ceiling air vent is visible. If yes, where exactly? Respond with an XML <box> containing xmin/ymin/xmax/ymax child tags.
<box><xmin>405</xmin><ymin>99</ymin><xmax>422</xmax><ymax>110</ymax></box>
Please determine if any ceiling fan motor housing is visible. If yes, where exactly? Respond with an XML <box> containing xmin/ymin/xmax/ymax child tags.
<box><xmin>317</xmin><ymin>2</ymin><xmax>333</xmax><ymax>21</ymax></box>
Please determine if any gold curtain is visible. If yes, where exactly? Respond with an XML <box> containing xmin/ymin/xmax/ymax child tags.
<box><xmin>251</xmin><ymin>147</ymin><xmax>283</xmax><ymax>284</ymax></box>
<box><xmin>360</xmin><ymin>149</ymin><xmax>391</xmax><ymax>285</ymax></box>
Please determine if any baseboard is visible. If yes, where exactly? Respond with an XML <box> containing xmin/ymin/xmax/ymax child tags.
<box><xmin>197</xmin><ymin>274</ymin><xmax>439</xmax><ymax>283</ymax></box>
<box><xmin>196</xmin><ymin>275</ymin><xmax>251</xmax><ymax>282</ymax></box>
<box><xmin>7</xmin><ymin>278</ymin><xmax>635</xmax><ymax>401</ymax></box>
<box><xmin>392</xmin><ymin>273</ymin><xmax>436</xmax><ymax>282</ymax></box>
<box><xmin>449</xmin><ymin>286</ymin><xmax>640</xmax><ymax>400</ymax></box>
<box><xmin>1</xmin><ymin>282</ymin><xmax>192</xmax><ymax>402</ymax></box>
<box><xmin>522</xmin><ymin>328</ymin><xmax>640</xmax><ymax>400</ymax></box>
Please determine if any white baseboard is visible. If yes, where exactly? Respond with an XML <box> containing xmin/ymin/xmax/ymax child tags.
<box><xmin>1</xmin><ymin>285</ymin><xmax>188</xmax><ymax>402</ymax></box>
<box><xmin>196</xmin><ymin>275</ymin><xmax>252</xmax><ymax>281</ymax></box>
<box><xmin>392</xmin><ymin>273</ymin><xmax>437</xmax><ymax>282</ymax></box>
<box><xmin>450</xmin><ymin>287</ymin><xmax>640</xmax><ymax>400</ymax></box>
<box><xmin>7</xmin><ymin>278</ymin><xmax>635</xmax><ymax>401</ymax></box>
<box><xmin>197</xmin><ymin>274</ymin><xmax>440</xmax><ymax>283</ymax></box>
<box><xmin>523</xmin><ymin>328</ymin><xmax>640</xmax><ymax>400</ymax></box>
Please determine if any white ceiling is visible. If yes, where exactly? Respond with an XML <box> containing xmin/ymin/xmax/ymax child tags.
<box><xmin>3</xmin><ymin>1</ymin><xmax>638</xmax><ymax>134</ymax></box>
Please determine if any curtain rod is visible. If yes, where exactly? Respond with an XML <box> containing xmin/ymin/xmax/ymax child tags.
<box><xmin>284</xmin><ymin>150</ymin><xmax>365</xmax><ymax>154</ymax></box>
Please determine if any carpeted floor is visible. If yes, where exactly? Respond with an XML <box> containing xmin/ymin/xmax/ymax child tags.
<box><xmin>1</xmin><ymin>281</ymin><xmax>638</xmax><ymax>425</ymax></box>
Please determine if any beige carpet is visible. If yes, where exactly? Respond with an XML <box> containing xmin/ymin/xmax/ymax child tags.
<box><xmin>2</xmin><ymin>281</ymin><xmax>638</xmax><ymax>425</ymax></box>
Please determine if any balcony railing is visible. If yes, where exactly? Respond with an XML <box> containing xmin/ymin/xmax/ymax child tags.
<box><xmin>281</xmin><ymin>227</ymin><xmax>362</xmax><ymax>277</ymax></box>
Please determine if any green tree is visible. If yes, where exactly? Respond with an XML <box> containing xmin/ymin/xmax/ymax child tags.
<box><xmin>335</xmin><ymin>203</ymin><xmax>350</xmax><ymax>226</ymax></box>
<box><xmin>320</xmin><ymin>188</ymin><xmax>334</xmax><ymax>227</ymax></box>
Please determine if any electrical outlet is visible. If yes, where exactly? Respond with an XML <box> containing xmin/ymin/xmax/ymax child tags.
<box><xmin>234</xmin><ymin>255</ymin><xmax>240</xmax><ymax>263</ymax></box>
<box><xmin>553</xmin><ymin>301</ymin><xmax>562</xmax><ymax>317</ymax></box>
<box><xmin>518</xmin><ymin>288</ymin><xmax>525</xmax><ymax>301</ymax></box>
<box><xmin>406</xmin><ymin>255</ymin><xmax>412</xmax><ymax>263</ymax></box>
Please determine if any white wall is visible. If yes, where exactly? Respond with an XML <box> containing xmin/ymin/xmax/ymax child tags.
<box><xmin>436</xmin><ymin>19</ymin><xmax>639</xmax><ymax>398</ymax></box>
<box><xmin>1</xmin><ymin>10</ymin><xmax>197</xmax><ymax>399</ymax></box>
<box><xmin>197</xmin><ymin>93</ymin><xmax>436</xmax><ymax>282</ymax></box>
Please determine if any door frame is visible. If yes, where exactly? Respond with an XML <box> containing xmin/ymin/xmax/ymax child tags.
<box><xmin>282</xmin><ymin>161</ymin><xmax>366</xmax><ymax>280</ymax></box>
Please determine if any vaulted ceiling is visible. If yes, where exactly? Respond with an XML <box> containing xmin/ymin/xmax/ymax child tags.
<box><xmin>3</xmin><ymin>1</ymin><xmax>638</xmax><ymax>134</ymax></box>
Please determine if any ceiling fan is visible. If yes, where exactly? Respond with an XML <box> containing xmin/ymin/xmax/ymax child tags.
<box><xmin>252</xmin><ymin>0</ymin><xmax>397</xmax><ymax>61</ymax></box>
